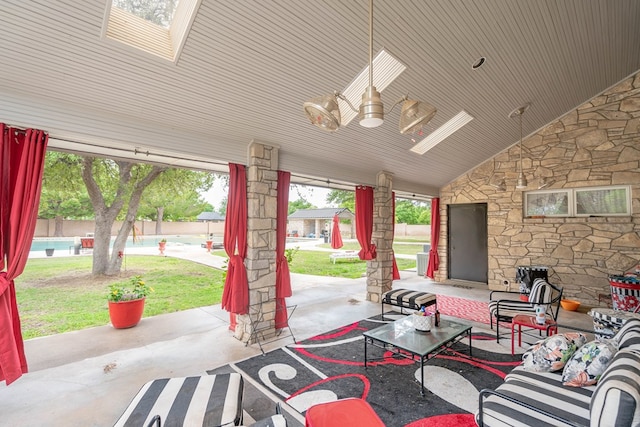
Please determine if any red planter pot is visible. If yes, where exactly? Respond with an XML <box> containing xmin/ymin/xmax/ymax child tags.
<box><xmin>108</xmin><ymin>298</ymin><xmax>146</xmax><ymax>329</ymax></box>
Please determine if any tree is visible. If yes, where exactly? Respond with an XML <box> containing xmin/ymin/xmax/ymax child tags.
<box><xmin>81</xmin><ymin>156</ymin><xmax>167</xmax><ymax>275</ymax></box>
<box><xmin>326</xmin><ymin>190</ymin><xmax>354</xmax><ymax>212</ymax></box>
<box><xmin>395</xmin><ymin>199</ymin><xmax>431</xmax><ymax>224</ymax></box>
<box><xmin>39</xmin><ymin>153</ymin><xmax>92</xmax><ymax>236</ymax></box>
<box><xmin>137</xmin><ymin>169</ymin><xmax>215</xmax><ymax>233</ymax></box>
<box><xmin>288</xmin><ymin>199</ymin><xmax>314</xmax><ymax>215</ymax></box>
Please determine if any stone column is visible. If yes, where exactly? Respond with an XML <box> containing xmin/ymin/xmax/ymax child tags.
<box><xmin>235</xmin><ymin>141</ymin><xmax>279</xmax><ymax>343</ymax></box>
<box><xmin>366</xmin><ymin>171</ymin><xmax>395</xmax><ymax>302</ymax></box>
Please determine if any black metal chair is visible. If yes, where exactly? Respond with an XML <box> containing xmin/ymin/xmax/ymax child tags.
<box><xmin>488</xmin><ymin>278</ymin><xmax>563</xmax><ymax>343</ymax></box>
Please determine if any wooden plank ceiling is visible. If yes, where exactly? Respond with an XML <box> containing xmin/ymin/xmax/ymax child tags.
<box><xmin>1</xmin><ymin>0</ymin><xmax>639</xmax><ymax>198</ymax></box>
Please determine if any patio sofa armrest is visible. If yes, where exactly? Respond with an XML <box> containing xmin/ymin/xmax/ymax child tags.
<box><xmin>477</xmin><ymin>388</ymin><xmax>585</xmax><ymax>427</ymax></box>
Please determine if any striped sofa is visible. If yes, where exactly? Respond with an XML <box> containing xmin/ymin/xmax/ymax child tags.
<box><xmin>477</xmin><ymin>318</ymin><xmax>640</xmax><ymax>427</ymax></box>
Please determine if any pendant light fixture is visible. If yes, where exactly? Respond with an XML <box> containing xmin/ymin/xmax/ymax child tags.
<box><xmin>303</xmin><ymin>0</ymin><xmax>436</xmax><ymax>133</ymax></box>
<box><xmin>359</xmin><ymin>0</ymin><xmax>383</xmax><ymax>127</ymax></box>
<box><xmin>509</xmin><ymin>103</ymin><xmax>530</xmax><ymax>189</ymax></box>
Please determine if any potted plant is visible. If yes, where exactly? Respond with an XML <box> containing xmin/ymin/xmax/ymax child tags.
<box><xmin>158</xmin><ymin>238</ymin><xmax>167</xmax><ymax>255</ymax></box>
<box><xmin>107</xmin><ymin>275</ymin><xmax>153</xmax><ymax>329</ymax></box>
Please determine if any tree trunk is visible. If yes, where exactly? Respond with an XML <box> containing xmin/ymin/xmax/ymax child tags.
<box><xmin>155</xmin><ymin>206</ymin><xmax>164</xmax><ymax>235</ymax></box>
<box><xmin>81</xmin><ymin>157</ymin><xmax>167</xmax><ymax>276</ymax></box>
<box><xmin>54</xmin><ymin>215</ymin><xmax>64</xmax><ymax>237</ymax></box>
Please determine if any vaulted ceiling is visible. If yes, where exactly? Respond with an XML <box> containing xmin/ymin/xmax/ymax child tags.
<box><xmin>1</xmin><ymin>1</ymin><xmax>639</xmax><ymax>199</ymax></box>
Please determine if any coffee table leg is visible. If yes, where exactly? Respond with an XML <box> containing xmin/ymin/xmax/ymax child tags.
<box><xmin>468</xmin><ymin>331</ymin><xmax>472</xmax><ymax>358</ymax></box>
<box><xmin>364</xmin><ymin>338</ymin><xmax>368</xmax><ymax>369</ymax></box>
<box><xmin>420</xmin><ymin>358</ymin><xmax>425</xmax><ymax>397</ymax></box>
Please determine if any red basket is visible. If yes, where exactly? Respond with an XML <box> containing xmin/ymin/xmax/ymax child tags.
<box><xmin>609</xmin><ymin>276</ymin><xmax>640</xmax><ymax>312</ymax></box>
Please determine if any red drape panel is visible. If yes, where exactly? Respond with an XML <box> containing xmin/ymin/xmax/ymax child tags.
<box><xmin>426</xmin><ymin>198</ymin><xmax>440</xmax><ymax>279</ymax></box>
<box><xmin>330</xmin><ymin>214</ymin><xmax>343</xmax><ymax>249</ymax></box>
<box><xmin>391</xmin><ymin>193</ymin><xmax>400</xmax><ymax>280</ymax></box>
<box><xmin>222</xmin><ymin>163</ymin><xmax>249</xmax><ymax>316</ymax></box>
<box><xmin>275</xmin><ymin>171</ymin><xmax>292</xmax><ymax>329</ymax></box>
<box><xmin>355</xmin><ymin>186</ymin><xmax>376</xmax><ymax>260</ymax></box>
<box><xmin>0</xmin><ymin>125</ymin><xmax>48</xmax><ymax>385</ymax></box>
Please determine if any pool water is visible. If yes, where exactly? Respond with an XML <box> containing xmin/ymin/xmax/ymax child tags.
<box><xmin>30</xmin><ymin>235</ymin><xmax>208</xmax><ymax>251</ymax></box>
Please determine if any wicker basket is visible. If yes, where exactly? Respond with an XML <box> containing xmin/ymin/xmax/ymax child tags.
<box><xmin>412</xmin><ymin>312</ymin><xmax>433</xmax><ymax>332</ymax></box>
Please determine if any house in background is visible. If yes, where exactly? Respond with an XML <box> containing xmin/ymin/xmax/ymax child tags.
<box><xmin>196</xmin><ymin>212</ymin><xmax>225</xmax><ymax>222</ymax></box>
<box><xmin>288</xmin><ymin>208</ymin><xmax>354</xmax><ymax>240</ymax></box>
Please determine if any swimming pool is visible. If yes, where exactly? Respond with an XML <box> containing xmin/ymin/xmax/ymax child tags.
<box><xmin>30</xmin><ymin>235</ymin><xmax>208</xmax><ymax>251</ymax></box>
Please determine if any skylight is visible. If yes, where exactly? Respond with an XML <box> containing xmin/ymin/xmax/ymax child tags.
<box><xmin>410</xmin><ymin>111</ymin><xmax>474</xmax><ymax>154</ymax></box>
<box><xmin>104</xmin><ymin>0</ymin><xmax>201</xmax><ymax>62</ymax></box>
<box><xmin>112</xmin><ymin>0</ymin><xmax>178</xmax><ymax>29</ymax></box>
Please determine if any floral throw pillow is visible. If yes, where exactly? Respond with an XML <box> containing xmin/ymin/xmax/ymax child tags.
<box><xmin>561</xmin><ymin>340</ymin><xmax>618</xmax><ymax>387</ymax></box>
<box><xmin>522</xmin><ymin>334</ymin><xmax>582</xmax><ymax>372</ymax></box>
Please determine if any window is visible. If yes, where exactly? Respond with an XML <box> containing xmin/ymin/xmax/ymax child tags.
<box><xmin>575</xmin><ymin>186</ymin><xmax>631</xmax><ymax>216</ymax></box>
<box><xmin>524</xmin><ymin>185</ymin><xmax>631</xmax><ymax>218</ymax></box>
<box><xmin>525</xmin><ymin>190</ymin><xmax>571</xmax><ymax>217</ymax></box>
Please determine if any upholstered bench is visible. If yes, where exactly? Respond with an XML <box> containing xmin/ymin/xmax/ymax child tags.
<box><xmin>381</xmin><ymin>289</ymin><xmax>437</xmax><ymax>320</ymax></box>
<box><xmin>114</xmin><ymin>373</ymin><xmax>244</xmax><ymax>427</ymax></box>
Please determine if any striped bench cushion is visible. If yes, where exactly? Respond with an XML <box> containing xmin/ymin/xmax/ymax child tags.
<box><xmin>115</xmin><ymin>374</ymin><xmax>244</xmax><ymax>427</ymax></box>
<box><xmin>478</xmin><ymin>365</ymin><xmax>593</xmax><ymax>427</ymax></box>
<box><xmin>590</xmin><ymin>349</ymin><xmax>640</xmax><ymax>427</ymax></box>
<box><xmin>382</xmin><ymin>289</ymin><xmax>437</xmax><ymax>310</ymax></box>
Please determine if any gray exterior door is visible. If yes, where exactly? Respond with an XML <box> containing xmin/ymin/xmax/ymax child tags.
<box><xmin>448</xmin><ymin>203</ymin><xmax>488</xmax><ymax>283</ymax></box>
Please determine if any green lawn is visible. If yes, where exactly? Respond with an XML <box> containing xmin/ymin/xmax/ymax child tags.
<box><xmin>317</xmin><ymin>241</ymin><xmax>427</xmax><ymax>255</ymax></box>
<box><xmin>16</xmin><ymin>247</ymin><xmax>417</xmax><ymax>339</ymax></box>
<box><xmin>15</xmin><ymin>256</ymin><xmax>224</xmax><ymax>339</ymax></box>
<box><xmin>288</xmin><ymin>250</ymin><xmax>416</xmax><ymax>278</ymax></box>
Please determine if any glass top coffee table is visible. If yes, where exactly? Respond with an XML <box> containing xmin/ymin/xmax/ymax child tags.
<box><xmin>363</xmin><ymin>316</ymin><xmax>472</xmax><ymax>396</ymax></box>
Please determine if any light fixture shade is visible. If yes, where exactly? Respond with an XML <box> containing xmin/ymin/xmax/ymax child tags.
<box><xmin>359</xmin><ymin>86</ymin><xmax>384</xmax><ymax>127</ymax></box>
<box><xmin>399</xmin><ymin>99</ymin><xmax>437</xmax><ymax>134</ymax></box>
<box><xmin>303</xmin><ymin>94</ymin><xmax>342</xmax><ymax>132</ymax></box>
<box><xmin>516</xmin><ymin>171</ymin><xmax>528</xmax><ymax>189</ymax></box>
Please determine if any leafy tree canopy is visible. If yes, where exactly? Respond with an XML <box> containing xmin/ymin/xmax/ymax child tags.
<box><xmin>288</xmin><ymin>199</ymin><xmax>314</xmax><ymax>215</ymax></box>
<box><xmin>137</xmin><ymin>169</ymin><xmax>215</xmax><ymax>221</ymax></box>
<box><xmin>396</xmin><ymin>199</ymin><xmax>431</xmax><ymax>224</ymax></box>
<box><xmin>326</xmin><ymin>190</ymin><xmax>354</xmax><ymax>213</ymax></box>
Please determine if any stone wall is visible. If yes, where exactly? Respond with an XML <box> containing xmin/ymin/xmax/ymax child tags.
<box><xmin>367</xmin><ymin>172</ymin><xmax>395</xmax><ymax>302</ymax></box>
<box><xmin>236</xmin><ymin>142</ymin><xmax>279</xmax><ymax>342</ymax></box>
<box><xmin>437</xmin><ymin>73</ymin><xmax>640</xmax><ymax>307</ymax></box>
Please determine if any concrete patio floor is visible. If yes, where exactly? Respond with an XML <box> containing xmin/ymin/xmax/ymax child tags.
<box><xmin>1</xmin><ymin>243</ymin><xmax>595</xmax><ymax>426</ymax></box>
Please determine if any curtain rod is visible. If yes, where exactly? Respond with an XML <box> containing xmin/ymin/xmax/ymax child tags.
<box><xmin>288</xmin><ymin>173</ymin><xmax>361</xmax><ymax>189</ymax></box>
<box><xmin>49</xmin><ymin>137</ymin><xmax>228</xmax><ymax>168</ymax></box>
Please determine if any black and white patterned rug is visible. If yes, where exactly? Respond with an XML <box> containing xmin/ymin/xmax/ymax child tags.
<box><xmin>209</xmin><ymin>313</ymin><xmax>521</xmax><ymax>427</ymax></box>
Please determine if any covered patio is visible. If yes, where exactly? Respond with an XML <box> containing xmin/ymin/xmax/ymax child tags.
<box><xmin>1</xmin><ymin>1</ymin><xmax>639</xmax><ymax>420</ymax></box>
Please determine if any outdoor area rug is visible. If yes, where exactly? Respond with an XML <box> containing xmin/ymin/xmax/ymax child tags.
<box><xmin>209</xmin><ymin>313</ymin><xmax>521</xmax><ymax>427</ymax></box>
<box><xmin>436</xmin><ymin>294</ymin><xmax>491</xmax><ymax>325</ymax></box>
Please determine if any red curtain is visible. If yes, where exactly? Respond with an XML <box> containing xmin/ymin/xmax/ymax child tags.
<box><xmin>0</xmin><ymin>125</ymin><xmax>48</xmax><ymax>385</ymax></box>
<box><xmin>275</xmin><ymin>171</ymin><xmax>292</xmax><ymax>329</ymax></box>
<box><xmin>222</xmin><ymin>163</ymin><xmax>249</xmax><ymax>316</ymax></box>
<box><xmin>426</xmin><ymin>198</ymin><xmax>440</xmax><ymax>279</ymax></box>
<box><xmin>391</xmin><ymin>193</ymin><xmax>400</xmax><ymax>280</ymax></box>
<box><xmin>330</xmin><ymin>214</ymin><xmax>343</xmax><ymax>249</ymax></box>
<box><xmin>355</xmin><ymin>186</ymin><xmax>376</xmax><ymax>260</ymax></box>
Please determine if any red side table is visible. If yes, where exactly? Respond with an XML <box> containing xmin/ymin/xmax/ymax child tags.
<box><xmin>511</xmin><ymin>314</ymin><xmax>557</xmax><ymax>355</ymax></box>
<box><xmin>305</xmin><ymin>398</ymin><xmax>385</xmax><ymax>427</ymax></box>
